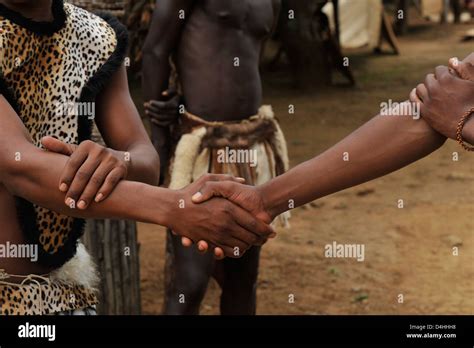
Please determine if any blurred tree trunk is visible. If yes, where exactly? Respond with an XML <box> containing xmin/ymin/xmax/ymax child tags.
<box><xmin>279</xmin><ymin>0</ymin><xmax>331</xmax><ymax>89</ymax></box>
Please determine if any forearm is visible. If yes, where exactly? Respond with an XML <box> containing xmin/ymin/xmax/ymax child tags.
<box><xmin>2</xmin><ymin>142</ymin><xmax>173</xmax><ymax>226</ymax></box>
<box><xmin>142</xmin><ymin>44</ymin><xmax>173</xmax><ymax>176</ymax></box>
<box><xmin>122</xmin><ymin>142</ymin><xmax>160</xmax><ymax>185</ymax></box>
<box><xmin>142</xmin><ymin>50</ymin><xmax>171</xmax><ymax>102</ymax></box>
<box><xmin>260</xmin><ymin>104</ymin><xmax>447</xmax><ymax>217</ymax></box>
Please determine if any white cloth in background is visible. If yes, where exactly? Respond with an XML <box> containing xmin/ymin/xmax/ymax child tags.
<box><xmin>323</xmin><ymin>0</ymin><xmax>383</xmax><ymax>49</ymax></box>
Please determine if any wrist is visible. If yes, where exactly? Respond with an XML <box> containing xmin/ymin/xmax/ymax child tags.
<box><xmin>461</xmin><ymin>116</ymin><xmax>474</xmax><ymax>145</ymax></box>
<box><xmin>258</xmin><ymin>182</ymin><xmax>285</xmax><ymax>220</ymax></box>
<box><xmin>150</xmin><ymin>187</ymin><xmax>178</xmax><ymax>227</ymax></box>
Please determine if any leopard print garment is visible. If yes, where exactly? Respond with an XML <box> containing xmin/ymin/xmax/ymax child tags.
<box><xmin>0</xmin><ymin>0</ymin><xmax>127</xmax><ymax>314</ymax></box>
<box><xmin>0</xmin><ymin>0</ymin><xmax>127</xmax><ymax>267</ymax></box>
<box><xmin>0</xmin><ymin>279</ymin><xmax>98</xmax><ymax>315</ymax></box>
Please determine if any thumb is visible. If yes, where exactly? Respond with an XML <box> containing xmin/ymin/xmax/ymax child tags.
<box><xmin>449</xmin><ymin>58</ymin><xmax>474</xmax><ymax>81</ymax></box>
<box><xmin>192</xmin><ymin>182</ymin><xmax>235</xmax><ymax>203</ymax></box>
<box><xmin>41</xmin><ymin>136</ymin><xmax>76</xmax><ymax>156</ymax></box>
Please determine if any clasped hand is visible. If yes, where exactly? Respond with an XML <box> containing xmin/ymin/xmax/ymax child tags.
<box><xmin>172</xmin><ymin>174</ymin><xmax>275</xmax><ymax>259</ymax></box>
<box><xmin>42</xmin><ymin>133</ymin><xmax>275</xmax><ymax>259</ymax></box>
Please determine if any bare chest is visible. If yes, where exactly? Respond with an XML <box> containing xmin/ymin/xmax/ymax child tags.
<box><xmin>198</xmin><ymin>0</ymin><xmax>275</xmax><ymax>38</ymax></box>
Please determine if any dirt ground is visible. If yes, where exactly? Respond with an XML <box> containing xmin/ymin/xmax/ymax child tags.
<box><xmin>137</xmin><ymin>20</ymin><xmax>474</xmax><ymax>315</ymax></box>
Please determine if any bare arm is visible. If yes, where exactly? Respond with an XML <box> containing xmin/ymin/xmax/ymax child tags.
<box><xmin>0</xmin><ymin>96</ymin><xmax>273</xmax><ymax>257</ymax></box>
<box><xmin>189</xmin><ymin>102</ymin><xmax>445</xmax><ymax>253</ymax></box>
<box><xmin>96</xmin><ymin>65</ymin><xmax>160</xmax><ymax>184</ymax></box>
<box><xmin>193</xmin><ymin>55</ymin><xmax>474</xmax><ymax>220</ymax></box>
<box><xmin>142</xmin><ymin>0</ymin><xmax>194</xmax><ymax>179</ymax></box>
<box><xmin>260</xmin><ymin>108</ymin><xmax>446</xmax><ymax>217</ymax></box>
<box><xmin>42</xmin><ymin>66</ymin><xmax>161</xmax><ymax>210</ymax></box>
<box><xmin>192</xmin><ymin>105</ymin><xmax>445</xmax><ymax>221</ymax></box>
<box><xmin>142</xmin><ymin>0</ymin><xmax>193</xmax><ymax>101</ymax></box>
<box><xmin>0</xmin><ymin>94</ymin><xmax>168</xmax><ymax>224</ymax></box>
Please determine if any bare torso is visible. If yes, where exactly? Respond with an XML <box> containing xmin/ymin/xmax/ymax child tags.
<box><xmin>0</xmin><ymin>0</ymin><xmax>56</xmax><ymax>278</ymax></box>
<box><xmin>0</xmin><ymin>184</ymin><xmax>53</xmax><ymax>278</ymax></box>
<box><xmin>176</xmin><ymin>0</ymin><xmax>276</xmax><ymax>121</ymax></box>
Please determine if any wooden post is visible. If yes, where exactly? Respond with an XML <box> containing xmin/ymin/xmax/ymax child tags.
<box><xmin>83</xmin><ymin>220</ymin><xmax>141</xmax><ymax>314</ymax></box>
<box><xmin>83</xmin><ymin>126</ymin><xmax>141</xmax><ymax>315</ymax></box>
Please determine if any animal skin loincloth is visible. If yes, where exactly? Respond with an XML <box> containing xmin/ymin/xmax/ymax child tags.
<box><xmin>167</xmin><ymin>105</ymin><xmax>291</xmax><ymax>226</ymax></box>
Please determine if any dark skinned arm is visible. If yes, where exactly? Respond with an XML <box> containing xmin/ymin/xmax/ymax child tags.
<box><xmin>188</xmin><ymin>57</ymin><xmax>474</xmax><ymax>254</ymax></box>
<box><xmin>42</xmin><ymin>66</ymin><xmax>160</xmax><ymax>210</ymax></box>
<box><xmin>192</xmin><ymin>53</ymin><xmax>474</xmax><ymax>228</ymax></box>
<box><xmin>193</xmin><ymin>106</ymin><xmax>446</xmax><ymax>218</ymax></box>
<box><xmin>95</xmin><ymin>65</ymin><xmax>160</xmax><ymax>184</ymax></box>
<box><xmin>0</xmin><ymin>96</ymin><xmax>274</xmax><ymax>258</ymax></box>
<box><xmin>188</xmin><ymin>103</ymin><xmax>446</xmax><ymax>252</ymax></box>
<box><xmin>142</xmin><ymin>0</ymin><xmax>195</xmax><ymax>181</ymax></box>
<box><xmin>260</xmin><ymin>0</ymin><xmax>281</xmax><ymax>64</ymax></box>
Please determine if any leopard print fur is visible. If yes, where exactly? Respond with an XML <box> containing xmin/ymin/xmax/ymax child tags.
<box><xmin>0</xmin><ymin>0</ymin><xmax>127</xmax><ymax>267</ymax></box>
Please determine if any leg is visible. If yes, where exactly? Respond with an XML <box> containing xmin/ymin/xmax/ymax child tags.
<box><xmin>163</xmin><ymin>230</ymin><xmax>214</xmax><ymax>315</ymax></box>
<box><xmin>219</xmin><ymin>246</ymin><xmax>261</xmax><ymax>315</ymax></box>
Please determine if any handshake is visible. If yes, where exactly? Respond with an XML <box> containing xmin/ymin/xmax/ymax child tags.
<box><xmin>40</xmin><ymin>138</ymin><xmax>277</xmax><ymax>261</ymax></box>
<box><xmin>169</xmin><ymin>174</ymin><xmax>276</xmax><ymax>259</ymax></box>
<box><xmin>41</xmin><ymin>131</ymin><xmax>278</xmax><ymax>260</ymax></box>
<box><xmin>41</xmin><ymin>54</ymin><xmax>474</xmax><ymax>262</ymax></box>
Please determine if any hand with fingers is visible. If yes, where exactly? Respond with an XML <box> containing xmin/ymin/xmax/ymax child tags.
<box><xmin>177</xmin><ymin>178</ymin><xmax>275</xmax><ymax>258</ymax></box>
<box><xmin>409</xmin><ymin>55</ymin><xmax>474</xmax><ymax>146</ymax></box>
<box><xmin>170</xmin><ymin>174</ymin><xmax>276</xmax><ymax>259</ymax></box>
<box><xmin>41</xmin><ymin>137</ymin><xmax>129</xmax><ymax>209</ymax></box>
<box><xmin>144</xmin><ymin>90</ymin><xmax>181</xmax><ymax>127</ymax></box>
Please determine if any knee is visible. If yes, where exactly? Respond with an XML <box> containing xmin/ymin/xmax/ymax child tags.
<box><xmin>165</xmin><ymin>271</ymin><xmax>209</xmax><ymax>313</ymax></box>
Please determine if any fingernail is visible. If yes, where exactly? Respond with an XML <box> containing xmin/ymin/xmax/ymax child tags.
<box><xmin>77</xmin><ymin>200</ymin><xmax>87</xmax><ymax>209</ymax></box>
<box><xmin>95</xmin><ymin>193</ymin><xmax>104</xmax><ymax>202</ymax></box>
<box><xmin>237</xmin><ymin>177</ymin><xmax>245</xmax><ymax>181</ymax></box>
<box><xmin>65</xmin><ymin>197</ymin><xmax>75</xmax><ymax>207</ymax></box>
<box><xmin>192</xmin><ymin>192</ymin><xmax>202</xmax><ymax>201</ymax></box>
<box><xmin>198</xmin><ymin>244</ymin><xmax>205</xmax><ymax>251</ymax></box>
<box><xmin>59</xmin><ymin>183</ymin><xmax>68</xmax><ymax>192</ymax></box>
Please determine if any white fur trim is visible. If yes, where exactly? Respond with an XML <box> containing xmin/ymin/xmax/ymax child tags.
<box><xmin>169</xmin><ymin>127</ymin><xmax>207</xmax><ymax>190</ymax></box>
<box><xmin>258</xmin><ymin>105</ymin><xmax>290</xmax><ymax>172</ymax></box>
<box><xmin>50</xmin><ymin>243</ymin><xmax>99</xmax><ymax>291</ymax></box>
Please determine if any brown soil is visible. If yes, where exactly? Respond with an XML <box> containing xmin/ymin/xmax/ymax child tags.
<box><xmin>138</xmin><ymin>20</ymin><xmax>474</xmax><ymax>315</ymax></box>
